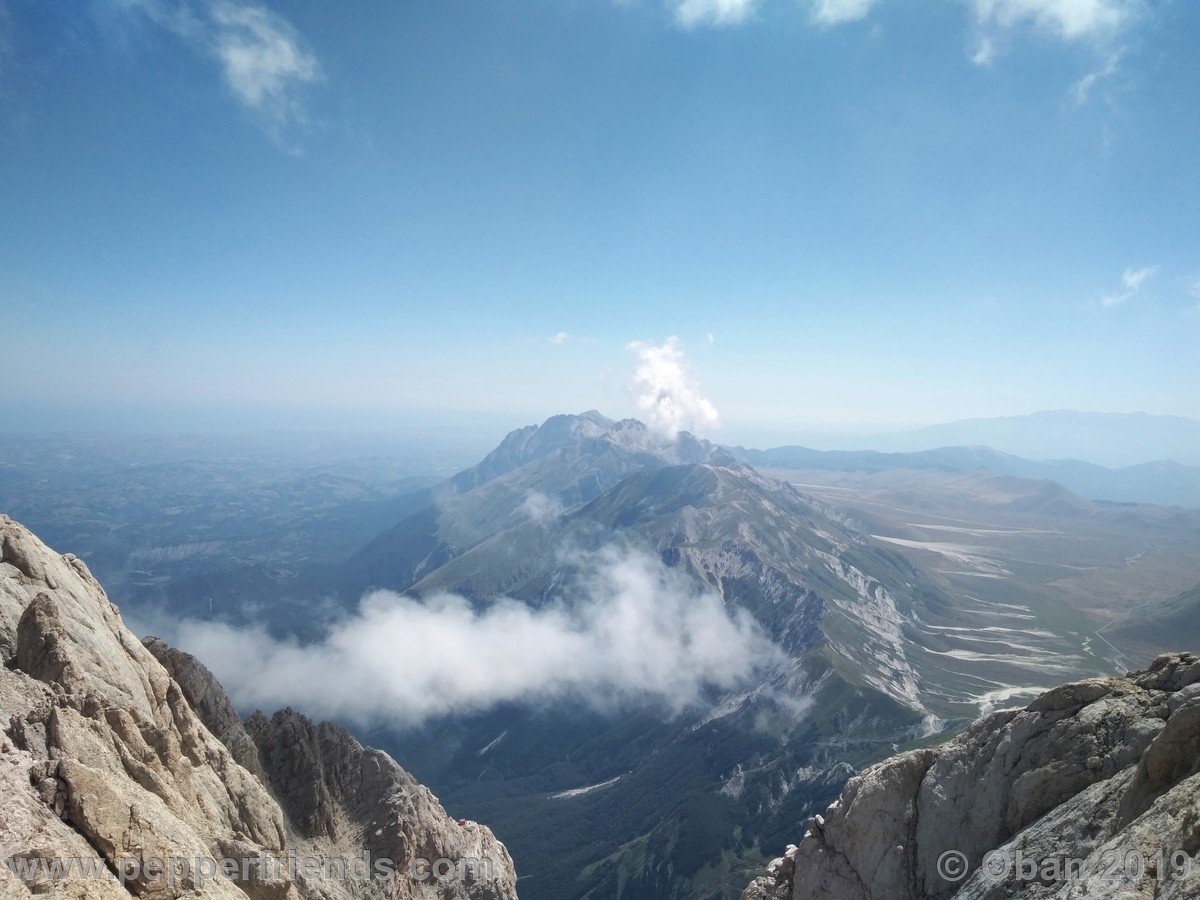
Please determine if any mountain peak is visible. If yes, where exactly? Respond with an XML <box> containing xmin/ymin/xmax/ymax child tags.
<box><xmin>453</xmin><ymin>411</ymin><xmax>728</xmax><ymax>492</ymax></box>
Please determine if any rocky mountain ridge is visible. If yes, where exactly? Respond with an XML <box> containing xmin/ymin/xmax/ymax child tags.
<box><xmin>345</xmin><ymin>412</ymin><xmax>738</xmax><ymax>597</ymax></box>
<box><xmin>0</xmin><ymin>513</ymin><xmax>518</xmax><ymax>899</ymax></box>
<box><xmin>743</xmin><ymin>652</ymin><xmax>1200</xmax><ymax>899</ymax></box>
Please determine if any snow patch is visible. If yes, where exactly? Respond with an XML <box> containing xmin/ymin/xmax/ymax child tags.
<box><xmin>550</xmin><ymin>775</ymin><xmax>623</xmax><ymax>800</ymax></box>
<box><xmin>477</xmin><ymin>730</ymin><xmax>508</xmax><ymax>756</ymax></box>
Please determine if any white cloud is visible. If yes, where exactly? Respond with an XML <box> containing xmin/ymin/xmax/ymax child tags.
<box><xmin>807</xmin><ymin>0</ymin><xmax>878</xmax><ymax>25</ymax></box>
<box><xmin>659</xmin><ymin>0</ymin><xmax>1144</xmax><ymax>68</ymax></box>
<box><xmin>667</xmin><ymin>0</ymin><xmax>1139</xmax><ymax>39</ymax></box>
<box><xmin>671</xmin><ymin>0</ymin><xmax>758</xmax><ymax>27</ymax></box>
<box><xmin>1071</xmin><ymin>49</ymin><xmax>1122</xmax><ymax>104</ymax></box>
<box><xmin>1099</xmin><ymin>264</ymin><xmax>1158</xmax><ymax>308</ymax></box>
<box><xmin>549</xmin><ymin>331</ymin><xmax>570</xmax><ymax>345</ymax></box>
<box><xmin>971</xmin><ymin>34</ymin><xmax>997</xmax><ymax>66</ymax></box>
<box><xmin>627</xmin><ymin>335</ymin><xmax>720</xmax><ymax>438</ymax></box>
<box><xmin>968</xmin><ymin>1</ymin><xmax>1139</xmax><ymax>66</ymax></box>
<box><xmin>971</xmin><ymin>0</ymin><xmax>1134</xmax><ymax>40</ymax></box>
<box><xmin>210</xmin><ymin>1</ymin><xmax>321</xmax><ymax>124</ymax></box>
<box><xmin>1121</xmin><ymin>265</ymin><xmax>1157</xmax><ymax>291</ymax></box>
<box><xmin>109</xmin><ymin>0</ymin><xmax>321</xmax><ymax>138</ymax></box>
<box><xmin>521</xmin><ymin>490</ymin><xmax>563</xmax><ymax>523</ymax></box>
<box><xmin>162</xmin><ymin>546</ymin><xmax>780</xmax><ymax>727</ymax></box>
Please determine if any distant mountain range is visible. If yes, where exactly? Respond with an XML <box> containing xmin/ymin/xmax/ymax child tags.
<box><xmin>787</xmin><ymin>411</ymin><xmax>1200</xmax><ymax>469</ymax></box>
<box><xmin>735</xmin><ymin>443</ymin><xmax>1200</xmax><ymax>509</ymax></box>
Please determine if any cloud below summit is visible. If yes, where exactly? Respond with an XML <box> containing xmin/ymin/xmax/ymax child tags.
<box><xmin>163</xmin><ymin>546</ymin><xmax>779</xmax><ymax>728</ymax></box>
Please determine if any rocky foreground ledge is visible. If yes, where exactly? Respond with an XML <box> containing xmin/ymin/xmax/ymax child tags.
<box><xmin>744</xmin><ymin>652</ymin><xmax>1200</xmax><ymax>900</ymax></box>
<box><xmin>0</xmin><ymin>514</ymin><xmax>518</xmax><ymax>899</ymax></box>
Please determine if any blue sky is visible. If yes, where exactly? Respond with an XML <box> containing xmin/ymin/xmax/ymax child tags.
<box><xmin>1</xmin><ymin>0</ymin><xmax>1197</xmax><ymax>444</ymax></box>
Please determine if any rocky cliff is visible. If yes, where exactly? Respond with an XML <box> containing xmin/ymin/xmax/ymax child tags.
<box><xmin>744</xmin><ymin>653</ymin><xmax>1200</xmax><ymax>899</ymax></box>
<box><xmin>0</xmin><ymin>514</ymin><xmax>518</xmax><ymax>900</ymax></box>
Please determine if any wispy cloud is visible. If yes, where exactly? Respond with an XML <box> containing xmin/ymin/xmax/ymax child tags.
<box><xmin>969</xmin><ymin>0</ymin><xmax>1137</xmax><ymax>65</ymax></box>
<box><xmin>667</xmin><ymin>0</ymin><xmax>1142</xmax><ymax>42</ymax></box>
<box><xmin>970</xmin><ymin>34</ymin><xmax>997</xmax><ymax>66</ymax></box>
<box><xmin>1099</xmin><ymin>264</ymin><xmax>1158</xmax><ymax>308</ymax></box>
<box><xmin>162</xmin><ymin>546</ymin><xmax>780</xmax><ymax>727</ymax></box>
<box><xmin>1071</xmin><ymin>49</ymin><xmax>1122</xmax><ymax>104</ymax></box>
<box><xmin>549</xmin><ymin>331</ymin><xmax>570</xmax><ymax>345</ymax></box>
<box><xmin>807</xmin><ymin>0</ymin><xmax>878</xmax><ymax>25</ymax></box>
<box><xmin>521</xmin><ymin>490</ymin><xmax>564</xmax><ymax>523</ymax></box>
<box><xmin>971</xmin><ymin>0</ymin><xmax>1134</xmax><ymax>40</ymax></box>
<box><xmin>670</xmin><ymin>0</ymin><xmax>758</xmax><ymax>28</ymax></box>
<box><xmin>109</xmin><ymin>0</ymin><xmax>322</xmax><ymax>141</ymax></box>
<box><xmin>627</xmin><ymin>335</ymin><xmax>720</xmax><ymax>438</ymax></box>
<box><xmin>209</xmin><ymin>1</ymin><xmax>321</xmax><ymax>128</ymax></box>
<box><xmin>674</xmin><ymin>0</ymin><xmax>878</xmax><ymax>29</ymax></box>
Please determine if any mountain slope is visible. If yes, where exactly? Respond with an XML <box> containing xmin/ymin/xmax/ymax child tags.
<box><xmin>1105</xmin><ymin>583</ymin><xmax>1200</xmax><ymax>663</ymax></box>
<box><xmin>0</xmin><ymin>514</ymin><xmax>518</xmax><ymax>900</ymax></box>
<box><xmin>365</xmin><ymin>458</ymin><xmax>931</xmax><ymax>898</ymax></box>
<box><xmin>350</xmin><ymin>417</ymin><xmax>1110</xmax><ymax>899</ymax></box>
<box><xmin>744</xmin><ymin>652</ymin><xmax>1200</xmax><ymax>899</ymax></box>
<box><xmin>345</xmin><ymin>412</ymin><xmax>737</xmax><ymax>596</ymax></box>
<box><xmin>408</xmin><ymin>452</ymin><xmax>1100</xmax><ymax>724</ymax></box>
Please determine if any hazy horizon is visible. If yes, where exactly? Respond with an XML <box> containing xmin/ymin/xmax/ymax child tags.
<box><xmin>3</xmin><ymin>401</ymin><xmax>1198</xmax><ymax>469</ymax></box>
<box><xmin>4</xmin><ymin>2</ymin><xmax>1199</xmax><ymax>438</ymax></box>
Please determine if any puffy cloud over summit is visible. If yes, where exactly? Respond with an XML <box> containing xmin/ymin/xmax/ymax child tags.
<box><xmin>627</xmin><ymin>336</ymin><xmax>720</xmax><ymax>440</ymax></box>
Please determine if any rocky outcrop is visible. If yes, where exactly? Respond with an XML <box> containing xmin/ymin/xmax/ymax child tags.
<box><xmin>0</xmin><ymin>514</ymin><xmax>518</xmax><ymax>899</ymax></box>
<box><xmin>142</xmin><ymin>637</ymin><xmax>268</xmax><ymax>781</ymax></box>
<box><xmin>744</xmin><ymin>653</ymin><xmax>1200</xmax><ymax>899</ymax></box>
